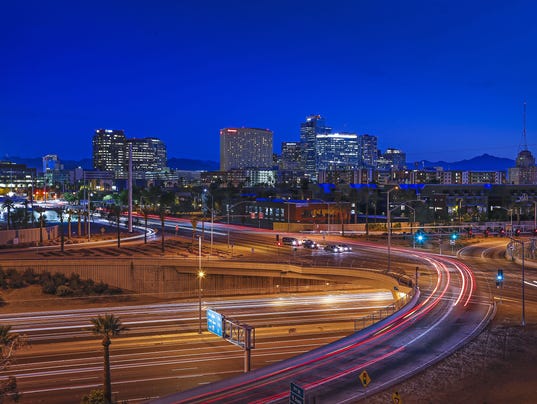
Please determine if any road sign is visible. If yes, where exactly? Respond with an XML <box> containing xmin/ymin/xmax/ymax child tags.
<box><xmin>290</xmin><ymin>382</ymin><xmax>304</xmax><ymax>404</ymax></box>
<box><xmin>359</xmin><ymin>370</ymin><xmax>371</xmax><ymax>387</ymax></box>
<box><xmin>392</xmin><ymin>391</ymin><xmax>402</xmax><ymax>403</ymax></box>
<box><xmin>206</xmin><ymin>309</ymin><xmax>224</xmax><ymax>337</ymax></box>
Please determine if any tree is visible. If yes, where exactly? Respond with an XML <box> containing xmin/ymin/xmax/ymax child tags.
<box><xmin>1</xmin><ymin>198</ymin><xmax>14</xmax><ymax>231</ymax></box>
<box><xmin>0</xmin><ymin>325</ymin><xmax>26</xmax><ymax>402</ymax></box>
<box><xmin>90</xmin><ymin>314</ymin><xmax>126</xmax><ymax>404</ymax></box>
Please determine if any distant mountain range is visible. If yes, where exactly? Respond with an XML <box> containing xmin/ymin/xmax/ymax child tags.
<box><xmin>2</xmin><ymin>153</ymin><xmax>514</xmax><ymax>172</ymax></box>
<box><xmin>416</xmin><ymin>154</ymin><xmax>514</xmax><ymax>171</ymax></box>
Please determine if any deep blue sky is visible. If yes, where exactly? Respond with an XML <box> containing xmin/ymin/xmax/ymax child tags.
<box><xmin>2</xmin><ymin>0</ymin><xmax>537</xmax><ymax>164</ymax></box>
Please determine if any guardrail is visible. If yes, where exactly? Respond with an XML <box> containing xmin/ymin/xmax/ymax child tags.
<box><xmin>354</xmin><ymin>288</ymin><xmax>415</xmax><ymax>331</ymax></box>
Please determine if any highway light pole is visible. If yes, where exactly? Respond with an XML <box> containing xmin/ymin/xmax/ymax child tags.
<box><xmin>509</xmin><ymin>238</ymin><xmax>526</xmax><ymax>327</ymax></box>
<box><xmin>198</xmin><ymin>236</ymin><xmax>205</xmax><ymax>334</ymax></box>
<box><xmin>386</xmin><ymin>186</ymin><xmax>399</xmax><ymax>273</ymax></box>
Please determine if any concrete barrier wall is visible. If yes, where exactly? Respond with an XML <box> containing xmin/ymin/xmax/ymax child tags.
<box><xmin>0</xmin><ymin>258</ymin><xmax>401</xmax><ymax>299</ymax></box>
<box><xmin>0</xmin><ymin>226</ymin><xmax>58</xmax><ymax>245</ymax></box>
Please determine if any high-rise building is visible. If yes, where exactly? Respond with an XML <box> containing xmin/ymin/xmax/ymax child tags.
<box><xmin>42</xmin><ymin>154</ymin><xmax>62</xmax><ymax>173</ymax></box>
<box><xmin>92</xmin><ymin>129</ymin><xmax>127</xmax><ymax>174</ymax></box>
<box><xmin>280</xmin><ymin>142</ymin><xmax>302</xmax><ymax>170</ymax></box>
<box><xmin>300</xmin><ymin>115</ymin><xmax>330</xmax><ymax>179</ymax></box>
<box><xmin>358</xmin><ymin>134</ymin><xmax>378</xmax><ymax>168</ymax></box>
<box><xmin>315</xmin><ymin>133</ymin><xmax>359</xmax><ymax>171</ymax></box>
<box><xmin>508</xmin><ymin>102</ymin><xmax>537</xmax><ymax>184</ymax></box>
<box><xmin>93</xmin><ymin>129</ymin><xmax>168</xmax><ymax>177</ymax></box>
<box><xmin>220</xmin><ymin>128</ymin><xmax>273</xmax><ymax>171</ymax></box>
<box><xmin>383</xmin><ymin>148</ymin><xmax>406</xmax><ymax>170</ymax></box>
<box><xmin>127</xmin><ymin>137</ymin><xmax>167</xmax><ymax>172</ymax></box>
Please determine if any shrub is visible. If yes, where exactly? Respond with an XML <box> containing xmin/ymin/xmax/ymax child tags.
<box><xmin>22</xmin><ymin>268</ymin><xmax>38</xmax><ymax>285</ymax></box>
<box><xmin>42</xmin><ymin>280</ymin><xmax>56</xmax><ymax>295</ymax></box>
<box><xmin>52</xmin><ymin>272</ymin><xmax>68</xmax><ymax>288</ymax></box>
<box><xmin>55</xmin><ymin>285</ymin><xmax>74</xmax><ymax>297</ymax></box>
<box><xmin>80</xmin><ymin>389</ymin><xmax>105</xmax><ymax>404</ymax></box>
<box><xmin>6</xmin><ymin>269</ymin><xmax>24</xmax><ymax>289</ymax></box>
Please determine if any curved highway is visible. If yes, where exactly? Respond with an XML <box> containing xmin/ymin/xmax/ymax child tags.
<box><xmin>152</xmin><ymin>244</ymin><xmax>494</xmax><ymax>403</ymax></box>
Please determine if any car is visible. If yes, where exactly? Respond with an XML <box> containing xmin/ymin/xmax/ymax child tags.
<box><xmin>336</xmin><ymin>244</ymin><xmax>352</xmax><ymax>252</ymax></box>
<box><xmin>282</xmin><ymin>237</ymin><xmax>301</xmax><ymax>246</ymax></box>
<box><xmin>302</xmin><ymin>239</ymin><xmax>318</xmax><ymax>249</ymax></box>
<box><xmin>324</xmin><ymin>244</ymin><xmax>342</xmax><ymax>253</ymax></box>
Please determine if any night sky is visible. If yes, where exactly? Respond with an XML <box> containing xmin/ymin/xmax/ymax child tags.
<box><xmin>2</xmin><ymin>0</ymin><xmax>537</xmax><ymax>163</ymax></box>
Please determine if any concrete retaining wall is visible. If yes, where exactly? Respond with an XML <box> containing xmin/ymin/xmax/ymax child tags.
<box><xmin>0</xmin><ymin>258</ymin><xmax>404</xmax><ymax>299</ymax></box>
<box><xmin>0</xmin><ymin>226</ymin><xmax>58</xmax><ymax>246</ymax></box>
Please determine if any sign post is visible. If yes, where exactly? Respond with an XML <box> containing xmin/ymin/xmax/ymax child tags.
<box><xmin>290</xmin><ymin>382</ymin><xmax>304</xmax><ymax>404</ymax></box>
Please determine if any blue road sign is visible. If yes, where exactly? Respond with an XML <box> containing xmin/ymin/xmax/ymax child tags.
<box><xmin>290</xmin><ymin>382</ymin><xmax>304</xmax><ymax>404</ymax></box>
<box><xmin>207</xmin><ymin>309</ymin><xmax>223</xmax><ymax>337</ymax></box>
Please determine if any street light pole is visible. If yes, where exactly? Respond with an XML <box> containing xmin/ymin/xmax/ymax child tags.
<box><xmin>387</xmin><ymin>186</ymin><xmax>399</xmax><ymax>273</ymax></box>
<box><xmin>198</xmin><ymin>236</ymin><xmax>204</xmax><ymax>334</ymax></box>
<box><xmin>510</xmin><ymin>237</ymin><xmax>526</xmax><ymax>327</ymax></box>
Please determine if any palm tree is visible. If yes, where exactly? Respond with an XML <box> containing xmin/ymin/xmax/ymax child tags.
<box><xmin>0</xmin><ymin>324</ymin><xmax>24</xmax><ymax>401</ymax></box>
<box><xmin>90</xmin><ymin>314</ymin><xmax>126</xmax><ymax>404</ymax></box>
<box><xmin>2</xmin><ymin>197</ymin><xmax>15</xmax><ymax>230</ymax></box>
<box><xmin>158</xmin><ymin>190</ymin><xmax>175</xmax><ymax>253</ymax></box>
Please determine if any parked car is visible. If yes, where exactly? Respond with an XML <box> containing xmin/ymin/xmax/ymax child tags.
<box><xmin>302</xmin><ymin>239</ymin><xmax>318</xmax><ymax>249</ymax></box>
<box><xmin>324</xmin><ymin>244</ymin><xmax>342</xmax><ymax>253</ymax></box>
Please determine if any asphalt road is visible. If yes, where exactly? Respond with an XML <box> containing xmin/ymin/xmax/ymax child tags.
<box><xmin>4</xmin><ymin>291</ymin><xmax>394</xmax><ymax>403</ymax></box>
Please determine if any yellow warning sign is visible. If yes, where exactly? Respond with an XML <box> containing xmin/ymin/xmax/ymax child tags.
<box><xmin>392</xmin><ymin>391</ymin><xmax>402</xmax><ymax>404</ymax></box>
<box><xmin>359</xmin><ymin>370</ymin><xmax>371</xmax><ymax>387</ymax></box>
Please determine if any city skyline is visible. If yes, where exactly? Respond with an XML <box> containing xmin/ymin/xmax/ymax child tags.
<box><xmin>3</xmin><ymin>1</ymin><xmax>537</xmax><ymax>163</ymax></box>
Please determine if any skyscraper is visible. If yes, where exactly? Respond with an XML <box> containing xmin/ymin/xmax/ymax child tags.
<box><xmin>92</xmin><ymin>129</ymin><xmax>127</xmax><ymax>174</ymax></box>
<box><xmin>280</xmin><ymin>142</ymin><xmax>302</xmax><ymax>170</ymax></box>
<box><xmin>93</xmin><ymin>129</ymin><xmax>168</xmax><ymax>177</ymax></box>
<box><xmin>383</xmin><ymin>148</ymin><xmax>406</xmax><ymax>170</ymax></box>
<box><xmin>315</xmin><ymin>133</ymin><xmax>359</xmax><ymax>171</ymax></box>
<box><xmin>300</xmin><ymin>115</ymin><xmax>330</xmax><ymax>179</ymax></box>
<box><xmin>128</xmin><ymin>137</ymin><xmax>167</xmax><ymax>172</ymax></box>
<box><xmin>220</xmin><ymin>128</ymin><xmax>273</xmax><ymax>171</ymax></box>
<box><xmin>358</xmin><ymin>134</ymin><xmax>378</xmax><ymax>168</ymax></box>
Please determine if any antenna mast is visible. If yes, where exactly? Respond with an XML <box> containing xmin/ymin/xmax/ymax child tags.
<box><xmin>523</xmin><ymin>100</ymin><xmax>528</xmax><ymax>150</ymax></box>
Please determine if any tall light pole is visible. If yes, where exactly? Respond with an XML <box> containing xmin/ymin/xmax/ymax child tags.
<box><xmin>533</xmin><ymin>201</ymin><xmax>537</xmax><ymax>231</ymax></box>
<box><xmin>203</xmin><ymin>189</ymin><xmax>214</xmax><ymax>258</ymax></box>
<box><xmin>510</xmin><ymin>238</ymin><xmax>526</xmax><ymax>327</ymax></box>
<box><xmin>198</xmin><ymin>235</ymin><xmax>205</xmax><ymax>334</ymax></box>
<box><xmin>387</xmin><ymin>186</ymin><xmax>399</xmax><ymax>273</ymax></box>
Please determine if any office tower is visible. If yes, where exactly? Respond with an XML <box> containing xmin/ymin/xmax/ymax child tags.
<box><xmin>42</xmin><ymin>154</ymin><xmax>62</xmax><ymax>173</ymax></box>
<box><xmin>383</xmin><ymin>148</ymin><xmax>406</xmax><ymax>170</ymax></box>
<box><xmin>92</xmin><ymin>129</ymin><xmax>127</xmax><ymax>174</ymax></box>
<box><xmin>280</xmin><ymin>142</ymin><xmax>302</xmax><ymax>170</ymax></box>
<box><xmin>127</xmin><ymin>137</ymin><xmax>168</xmax><ymax>172</ymax></box>
<box><xmin>315</xmin><ymin>133</ymin><xmax>359</xmax><ymax>171</ymax></box>
<box><xmin>300</xmin><ymin>115</ymin><xmax>331</xmax><ymax>179</ymax></box>
<box><xmin>220</xmin><ymin>128</ymin><xmax>273</xmax><ymax>171</ymax></box>
<box><xmin>358</xmin><ymin>134</ymin><xmax>378</xmax><ymax>168</ymax></box>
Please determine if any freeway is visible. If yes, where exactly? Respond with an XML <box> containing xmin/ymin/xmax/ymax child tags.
<box><xmin>151</xmin><ymin>242</ymin><xmax>494</xmax><ymax>404</ymax></box>
<box><xmin>0</xmin><ymin>219</ymin><xmax>496</xmax><ymax>402</ymax></box>
<box><xmin>3</xmin><ymin>291</ymin><xmax>394</xmax><ymax>403</ymax></box>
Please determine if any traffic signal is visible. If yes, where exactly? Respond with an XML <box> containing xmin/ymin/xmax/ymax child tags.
<box><xmin>533</xmin><ymin>228</ymin><xmax>537</xmax><ymax>237</ymax></box>
<box><xmin>485</xmin><ymin>227</ymin><xmax>490</xmax><ymax>237</ymax></box>
<box><xmin>466</xmin><ymin>227</ymin><xmax>473</xmax><ymax>237</ymax></box>
<box><xmin>515</xmin><ymin>228</ymin><xmax>521</xmax><ymax>237</ymax></box>
<box><xmin>499</xmin><ymin>228</ymin><xmax>505</xmax><ymax>237</ymax></box>
<box><xmin>451</xmin><ymin>232</ymin><xmax>458</xmax><ymax>241</ymax></box>
<box><xmin>415</xmin><ymin>231</ymin><xmax>426</xmax><ymax>244</ymax></box>
<box><xmin>276</xmin><ymin>234</ymin><xmax>279</xmax><ymax>241</ymax></box>
<box><xmin>496</xmin><ymin>269</ymin><xmax>504</xmax><ymax>287</ymax></box>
